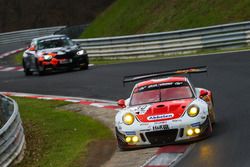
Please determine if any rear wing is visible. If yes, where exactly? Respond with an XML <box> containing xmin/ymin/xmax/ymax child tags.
<box><xmin>123</xmin><ymin>66</ymin><xmax>207</xmax><ymax>85</ymax></box>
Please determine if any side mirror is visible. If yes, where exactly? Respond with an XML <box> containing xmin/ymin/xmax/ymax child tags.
<box><xmin>29</xmin><ymin>46</ymin><xmax>36</xmax><ymax>51</ymax></box>
<box><xmin>117</xmin><ymin>99</ymin><xmax>126</xmax><ymax>108</ymax></box>
<box><xmin>199</xmin><ymin>90</ymin><xmax>208</xmax><ymax>98</ymax></box>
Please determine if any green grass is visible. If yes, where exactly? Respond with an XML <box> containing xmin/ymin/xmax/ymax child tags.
<box><xmin>81</xmin><ymin>0</ymin><xmax>250</xmax><ymax>38</ymax></box>
<box><xmin>14</xmin><ymin>52</ymin><xmax>23</xmax><ymax>65</ymax></box>
<box><xmin>13</xmin><ymin>97</ymin><xmax>113</xmax><ymax>167</ymax></box>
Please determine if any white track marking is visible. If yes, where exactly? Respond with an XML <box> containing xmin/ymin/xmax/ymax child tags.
<box><xmin>0</xmin><ymin>67</ymin><xmax>16</xmax><ymax>71</ymax></box>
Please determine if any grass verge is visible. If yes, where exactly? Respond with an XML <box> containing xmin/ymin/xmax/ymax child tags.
<box><xmin>14</xmin><ymin>52</ymin><xmax>23</xmax><ymax>65</ymax></box>
<box><xmin>13</xmin><ymin>97</ymin><xmax>114</xmax><ymax>167</ymax></box>
<box><xmin>81</xmin><ymin>0</ymin><xmax>250</xmax><ymax>38</ymax></box>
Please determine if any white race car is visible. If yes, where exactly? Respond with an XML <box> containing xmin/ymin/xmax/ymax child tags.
<box><xmin>115</xmin><ymin>66</ymin><xmax>215</xmax><ymax>150</ymax></box>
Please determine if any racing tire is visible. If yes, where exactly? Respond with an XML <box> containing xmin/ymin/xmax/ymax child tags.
<box><xmin>80</xmin><ymin>57</ymin><xmax>89</xmax><ymax>70</ymax></box>
<box><xmin>210</xmin><ymin>96</ymin><xmax>216</xmax><ymax>125</ymax></box>
<box><xmin>80</xmin><ymin>60</ymin><xmax>89</xmax><ymax>70</ymax></box>
<box><xmin>210</xmin><ymin>110</ymin><xmax>216</xmax><ymax>125</ymax></box>
<box><xmin>116</xmin><ymin>136</ymin><xmax>129</xmax><ymax>151</ymax></box>
<box><xmin>36</xmin><ymin>61</ymin><xmax>46</xmax><ymax>76</ymax></box>
<box><xmin>23</xmin><ymin>61</ymin><xmax>32</xmax><ymax>76</ymax></box>
<box><xmin>206</xmin><ymin>117</ymin><xmax>213</xmax><ymax>137</ymax></box>
<box><xmin>38</xmin><ymin>66</ymin><xmax>45</xmax><ymax>76</ymax></box>
<box><xmin>81</xmin><ymin>63</ymin><xmax>89</xmax><ymax>70</ymax></box>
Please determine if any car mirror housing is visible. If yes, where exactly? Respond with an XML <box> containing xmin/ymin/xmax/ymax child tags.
<box><xmin>199</xmin><ymin>90</ymin><xmax>208</xmax><ymax>98</ymax></box>
<box><xmin>29</xmin><ymin>46</ymin><xmax>36</xmax><ymax>51</ymax></box>
<box><xmin>117</xmin><ymin>99</ymin><xmax>126</xmax><ymax>108</ymax></box>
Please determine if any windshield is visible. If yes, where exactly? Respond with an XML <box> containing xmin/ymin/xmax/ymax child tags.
<box><xmin>130</xmin><ymin>81</ymin><xmax>194</xmax><ymax>106</ymax></box>
<box><xmin>37</xmin><ymin>37</ymin><xmax>74</xmax><ymax>50</ymax></box>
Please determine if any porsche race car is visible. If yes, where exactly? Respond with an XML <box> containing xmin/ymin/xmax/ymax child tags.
<box><xmin>22</xmin><ymin>35</ymin><xmax>89</xmax><ymax>75</ymax></box>
<box><xmin>115</xmin><ymin>66</ymin><xmax>215</xmax><ymax>150</ymax></box>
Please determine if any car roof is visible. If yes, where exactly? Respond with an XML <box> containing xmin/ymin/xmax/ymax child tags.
<box><xmin>135</xmin><ymin>76</ymin><xmax>187</xmax><ymax>88</ymax></box>
<box><xmin>32</xmin><ymin>35</ymin><xmax>67</xmax><ymax>41</ymax></box>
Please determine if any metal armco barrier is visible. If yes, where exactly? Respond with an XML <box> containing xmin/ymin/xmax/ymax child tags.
<box><xmin>0</xmin><ymin>94</ymin><xmax>25</xmax><ymax>167</ymax></box>
<box><xmin>0</xmin><ymin>26</ymin><xmax>65</xmax><ymax>45</ymax></box>
<box><xmin>74</xmin><ymin>21</ymin><xmax>250</xmax><ymax>58</ymax></box>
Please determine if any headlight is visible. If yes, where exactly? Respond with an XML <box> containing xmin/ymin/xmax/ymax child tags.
<box><xmin>122</xmin><ymin>113</ymin><xmax>135</xmax><ymax>125</ymax></box>
<box><xmin>43</xmin><ymin>55</ymin><xmax>52</xmax><ymax>60</ymax></box>
<box><xmin>77</xmin><ymin>50</ymin><xmax>85</xmax><ymax>55</ymax></box>
<box><xmin>187</xmin><ymin>105</ymin><xmax>199</xmax><ymax>117</ymax></box>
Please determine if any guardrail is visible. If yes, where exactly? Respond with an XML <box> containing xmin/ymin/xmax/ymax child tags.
<box><xmin>0</xmin><ymin>94</ymin><xmax>25</xmax><ymax>167</ymax></box>
<box><xmin>74</xmin><ymin>21</ymin><xmax>250</xmax><ymax>58</ymax></box>
<box><xmin>0</xmin><ymin>26</ymin><xmax>65</xmax><ymax>45</ymax></box>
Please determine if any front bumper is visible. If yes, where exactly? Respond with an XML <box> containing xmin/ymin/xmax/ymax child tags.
<box><xmin>116</xmin><ymin>117</ymin><xmax>211</xmax><ymax>149</ymax></box>
<box><xmin>39</xmin><ymin>54</ymin><xmax>88</xmax><ymax>70</ymax></box>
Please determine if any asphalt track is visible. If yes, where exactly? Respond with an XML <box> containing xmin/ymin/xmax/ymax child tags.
<box><xmin>1</xmin><ymin>50</ymin><xmax>250</xmax><ymax>167</ymax></box>
<box><xmin>0</xmin><ymin>42</ymin><xmax>26</xmax><ymax>55</ymax></box>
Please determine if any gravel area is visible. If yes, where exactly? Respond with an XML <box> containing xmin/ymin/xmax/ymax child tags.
<box><xmin>61</xmin><ymin>104</ymin><xmax>158</xmax><ymax>167</ymax></box>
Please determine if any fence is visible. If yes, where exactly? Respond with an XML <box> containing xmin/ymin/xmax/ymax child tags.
<box><xmin>73</xmin><ymin>21</ymin><xmax>250</xmax><ymax>58</ymax></box>
<box><xmin>0</xmin><ymin>95</ymin><xmax>25</xmax><ymax>167</ymax></box>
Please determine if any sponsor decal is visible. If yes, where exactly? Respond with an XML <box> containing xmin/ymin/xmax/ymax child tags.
<box><xmin>191</xmin><ymin>122</ymin><xmax>200</xmax><ymax>127</ymax></box>
<box><xmin>147</xmin><ymin>114</ymin><xmax>174</xmax><ymax>121</ymax></box>
<box><xmin>137</xmin><ymin>105</ymin><xmax>151</xmax><ymax>114</ymax></box>
<box><xmin>125</xmin><ymin>131</ymin><xmax>136</xmax><ymax>135</ymax></box>
<box><xmin>152</xmin><ymin>124</ymin><xmax>169</xmax><ymax>130</ymax></box>
<box><xmin>129</xmin><ymin>104</ymin><xmax>151</xmax><ymax>114</ymax></box>
<box><xmin>172</xmin><ymin>119</ymin><xmax>182</xmax><ymax>122</ymax></box>
<box><xmin>140</xmin><ymin>129</ymin><xmax>151</xmax><ymax>132</ymax></box>
<box><xmin>140</xmin><ymin>123</ymin><xmax>149</xmax><ymax>126</ymax></box>
<box><xmin>154</xmin><ymin>121</ymin><xmax>166</xmax><ymax>125</ymax></box>
<box><xmin>200</xmin><ymin>116</ymin><xmax>206</xmax><ymax>119</ymax></box>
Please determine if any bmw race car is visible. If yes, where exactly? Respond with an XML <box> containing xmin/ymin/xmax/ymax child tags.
<box><xmin>22</xmin><ymin>35</ymin><xmax>89</xmax><ymax>76</ymax></box>
<box><xmin>115</xmin><ymin>66</ymin><xmax>215</xmax><ymax>150</ymax></box>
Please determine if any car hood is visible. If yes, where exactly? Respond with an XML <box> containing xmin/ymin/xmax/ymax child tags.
<box><xmin>129</xmin><ymin>98</ymin><xmax>194</xmax><ymax>123</ymax></box>
<box><xmin>37</xmin><ymin>45</ymin><xmax>78</xmax><ymax>55</ymax></box>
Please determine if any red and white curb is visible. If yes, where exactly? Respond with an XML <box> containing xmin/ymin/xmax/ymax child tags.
<box><xmin>0</xmin><ymin>66</ymin><xmax>24</xmax><ymax>72</ymax></box>
<box><xmin>1</xmin><ymin>92</ymin><xmax>193</xmax><ymax>167</ymax></box>
<box><xmin>0</xmin><ymin>64</ymin><xmax>94</xmax><ymax>72</ymax></box>
<box><xmin>0</xmin><ymin>48</ymin><xmax>25</xmax><ymax>59</ymax></box>
<box><xmin>1</xmin><ymin>92</ymin><xmax>119</xmax><ymax>110</ymax></box>
<box><xmin>143</xmin><ymin>144</ymin><xmax>194</xmax><ymax>167</ymax></box>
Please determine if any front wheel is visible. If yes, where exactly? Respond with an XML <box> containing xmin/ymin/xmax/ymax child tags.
<box><xmin>23</xmin><ymin>60</ymin><xmax>32</xmax><ymax>76</ymax></box>
<box><xmin>36</xmin><ymin>61</ymin><xmax>45</xmax><ymax>76</ymax></box>
<box><xmin>80</xmin><ymin>63</ymin><xmax>89</xmax><ymax>70</ymax></box>
<box><xmin>80</xmin><ymin>57</ymin><xmax>89</xmax><ymax>70</ymax></box>
<box><xmin>116</xmin><ymin>136</ymin><xmax>129</xmax><ymax>151</ymax></box>
<box><xmin>206</xmin><ymin>117</ymin><xmax>213</xmax><ymax>137</ymax></box>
